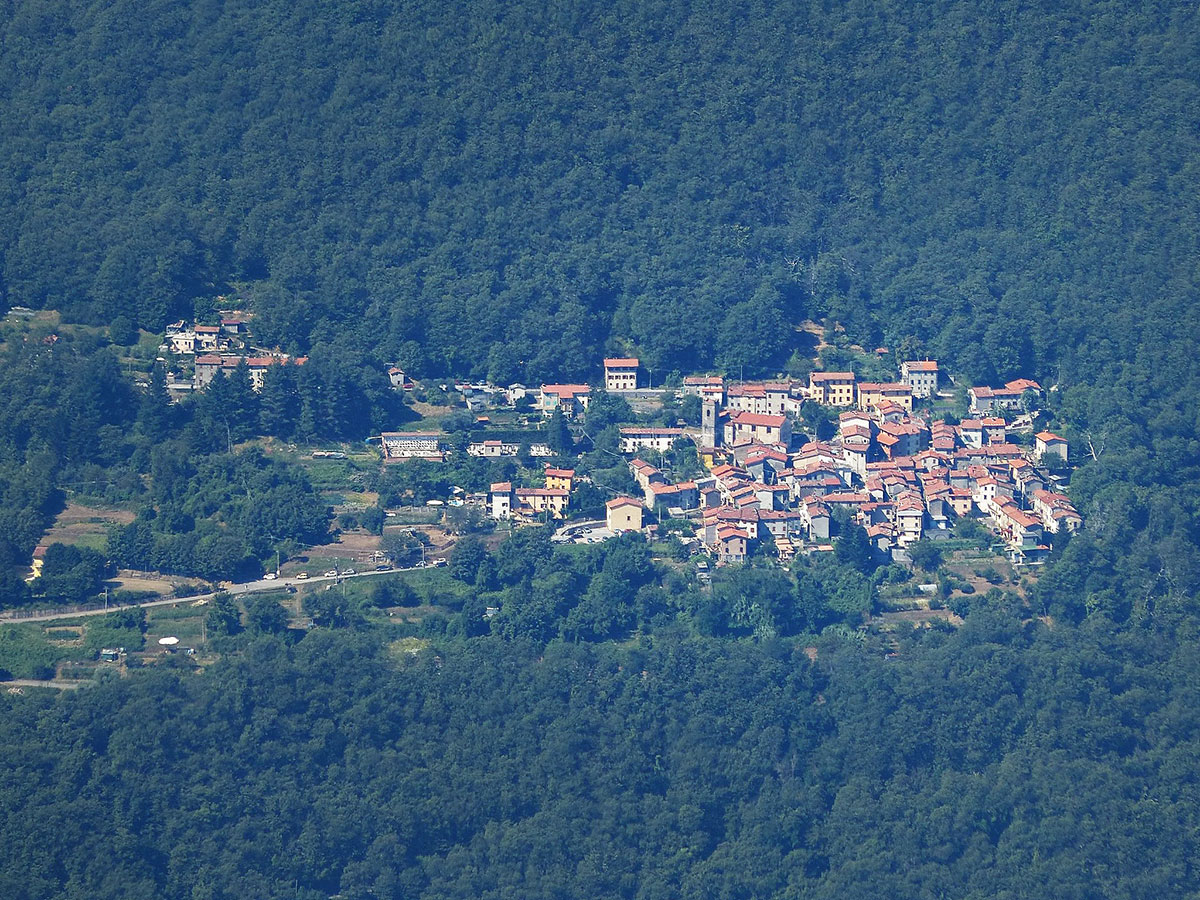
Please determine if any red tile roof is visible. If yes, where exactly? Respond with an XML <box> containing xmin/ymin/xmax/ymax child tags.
<box><xmin>516</xmin><ymin>487</ymin><xmax>568</xmax><ymax>498</ymax></box>
<box><xmin>729</xmin><ymin>411</ymin><xmax>787</xmax><ymax>428</ymax></box>
<box><xmin>542</xmin><ymin>383</ymin><xmax>591</xmax><ymax>396</ymax></box>
<box><xmin>606</xmin><ymin>496</ymin><xmax>641</xmax><ymax>509</ymax></box>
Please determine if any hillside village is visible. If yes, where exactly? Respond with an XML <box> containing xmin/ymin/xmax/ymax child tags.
<box><xmin>506</xmin><ymin>358</ymin><xmax>1079</xmax><ymax>569</ymax></box>
<box><xmin>160</xmin><ymin>314</ymin><xmax>1080</xmax><ymax>575</ymax></box>
<box><xmin>158</xmin><ymin>317</ymin><xmax>308</xmax><ymax>397</ymax></box>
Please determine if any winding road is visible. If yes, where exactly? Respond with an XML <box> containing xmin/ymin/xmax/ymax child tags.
<box><xmin>0</xmin><ymin>567</ymin><xmax>425</xmax><ymax>625</ymax></box>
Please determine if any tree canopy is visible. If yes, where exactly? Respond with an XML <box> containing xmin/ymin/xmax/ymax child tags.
<box><xmin>1</xmin><ymin>2</ymin><xmax>1200</xmax><ymax>897</ymax></box>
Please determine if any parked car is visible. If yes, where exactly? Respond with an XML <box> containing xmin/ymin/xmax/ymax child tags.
<box><xmin>431</xmin><ymin>558</ymin><xmax>447</xmax><ymax>567</ymax></box>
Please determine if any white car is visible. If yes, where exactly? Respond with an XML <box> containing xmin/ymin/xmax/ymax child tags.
<box><xmin>324</xmin><ymin>570</ymin><xmax>339</xmax><ymax>578</ymax></box>
<box><xmin>263</xmin><ymin>572</ymin><xmax>278</xmax><ymax>581</ymax></box>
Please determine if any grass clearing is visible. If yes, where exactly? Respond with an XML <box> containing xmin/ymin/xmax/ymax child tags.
<box><xmin>41</xmin><ymin>501</ymin><xmax>135</xmax><ymax>551</ymax></box>
<box><xmin>0</xmin><ymin>625</ymin><xmax>61</xmax><ymax>679</ymax></box>
<box><xmin>387</xmin><ymin>636</ymin><xmax>432</xmax><ymax>661</ymax></box>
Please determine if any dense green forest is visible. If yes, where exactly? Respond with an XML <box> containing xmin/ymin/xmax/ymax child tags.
<box><xmin>2</xmin><ymin>0</ymin><xmax>1198</xmax><ymax>616</ymax></box>
<box><xmin>0</xmin><ymin>330</ymin><xmax>342</xmax><ymax>594</ymax></box>
<box><xmin>3</xmin><ymin>0</ymin><xmax>1198</xmax><ymax>382</ymax></box>
<box><xmin>4</xmin><ymin>619</ymin><xmax>1200</xmax><ymax>900</ymax></box>
<box><xmin>3</xmin><ymin>0</ymin><xmax>1200</xmax><ymax>896</ymax></box>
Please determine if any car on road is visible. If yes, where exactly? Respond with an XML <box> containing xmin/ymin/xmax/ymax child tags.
<box><xmin>375</xmin><ymin>564</ymin><xmax>392</xmax><ymax>571</ymax></box>
<box><xmin>343</xmin><ymin>568</ymin><xmax>356</xmax><ymax>575</ymax></box>
<box><xmin>431</xmin><ymin>558</ymin><xmax>447</xmax><ymax>567</ymax></box>
<box><xmin>263</xmin><ymin>572</ymin><xmax>278</xmax><ymax>580</ymax></box>
<box><xmin>296</xmin><ymin>572</ymin><xmax>309</xmax><ymax>579</ymax></box>
<box><xmin>323</xmin><ymin>570</ymin><xmax>338</xmax><ymax>578</ymax></box>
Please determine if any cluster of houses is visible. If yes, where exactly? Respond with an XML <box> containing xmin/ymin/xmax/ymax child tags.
<box><xmin>616</xmin><ymin>450</ymin><xmax>833</xmax><ymax>564</ymax></box>
<box><xmin>380</xmin><ymin>353</ymin><xmax>1080</xmax><ymax>570</ymax></box>
<box><xmin>489</xmin><ymin>468</ymin><xmax>577</xmax><ymax>523</ymax></box>
<box><xmin>531</xmin><ymin>358</ymin><xmax>649</xmax><ymax>418</ymax></box>
<box><xmin>164</xmin><ymin>318</ymin><xmax>248</xmax><ymax>355</ymax></box>
<box><xmin>160</xmin><ymin>318</ymin><xmax>309</xmax><ymax>394</ymax></box>
<box><xmin>192</xmin><ymin>353</ymin><xmax>308</xmax><ymax>390</ymax></box>
<box><xmin>617</xmin><ymin>365</ymin><xmax>1077</xmax><ymax>565</ymax></box>
<box><xmin>522</xmin><ymin>359</ymin><xmax>1077</xmax><ymax>568</ymax></box>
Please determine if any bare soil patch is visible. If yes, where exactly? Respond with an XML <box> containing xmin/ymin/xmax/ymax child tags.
<box><xmin>320</xmin><ymin>532</ymin><xmax>383</xmax><ymax>556</ymax></box>
<box><xmin>407</xmin><ymin>399</ymin><xmax>456</xmax><ymax>419</ymax></box>
<box><xmin>54</xmin><ymin>504</ymin><xmax>136</xmax><ymax>526</ymax></box>
<box><xmin>876</xmin><ymin>608</ymin><xmax>963</xmax><ymax>627</ymax></box>
<box><xmin>794</xmin><ymin>320</ymin><xmax>827</xmax><ymax>358</ymax></box>
<box><xmin>41</xmin><ymin>503</ymin><xmax>135</xmax><ymax>550</ymax></box>
<box><xmin>112</xmin><ymin>572</ymin><xmax>200</xmax><ymax>596</ymax></box>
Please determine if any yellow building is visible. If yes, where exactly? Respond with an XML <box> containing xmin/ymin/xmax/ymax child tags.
<box><xmin>516</xmin><ymin>488</ymin><xmax>569</xmax><ymax>519</ymax></box>
<box><xmin>856</xmin><ymin>382</ymin><xmax>914</xmax><ymax>412</ymax></box>
<box><xmin>606</xmin><ymin>497</ymin><xmax>643</xmax><ymax>533</ymax></box>
<box><xmin>807</xmin><ymin>371</ymin><xmax>857</xmax><ymax>406</ymax></box>
<box><xmin>544</xmin><ymin>467</ymin><xmax>575</xmax><ymax>492</ymax></box>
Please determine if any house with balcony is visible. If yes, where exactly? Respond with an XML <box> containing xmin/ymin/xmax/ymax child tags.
<box><xmin>604</xmin><ymin>358</ymin><xmax>640</xmax><ymax>392</ymax></box>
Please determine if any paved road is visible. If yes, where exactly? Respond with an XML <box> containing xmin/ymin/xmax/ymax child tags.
<box><xmin>552</xmin><ymin>519</ymin><xmax>606</xmax><ymax>542</ymax></box>
<box><xmin>0</xmin><ymin>567</ymin><xmax>428</xmax><ymax>625</ymax></box>
<box><xmin>3</xmin><ymin>678</ymin><xmax>86</xmax><ymax>690</ymax></box>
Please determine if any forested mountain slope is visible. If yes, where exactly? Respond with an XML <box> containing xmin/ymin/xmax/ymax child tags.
<box><xmin>4</xmin><ymin>623</ymin><xmax>1200</xmax><ymax>900</ymax></box>
<box><xmin>3</xmin><ymin>0</ymin><xmax>1198</xmax><ymax>618</ymax></box>
<box><xmin>2</xmin><ymin>0</ymin><xmax>1197</xmax><ymax>385</ymax></box>
<box><xmin>3</xmin><ymin>3</ymin><xmax>1200</xmax><ymax>897</ymax></box>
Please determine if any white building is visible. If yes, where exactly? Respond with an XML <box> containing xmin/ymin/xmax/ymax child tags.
<box><xmin>381</xmin><ymin>432</ymin><xmax>444</xmax><ymax>461</ymax></box>
<box><xmin>604</xmin><ymin>358</ymin><xmax>639</xmax><ymax>392</ymax></box>
<box><xmin>900</xmin><ymin>360</ymin><xmax>938</xmax><ymax>399</ymax></box>
<box><xmin>619</xmin><ymin>427</ymin><xmax>687</xmax><ymax>454</ymax></box>
<box><xmin>489</xmin><ymin>482</ymin><xmax>514</xmax><ymax>519</ymax></box>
